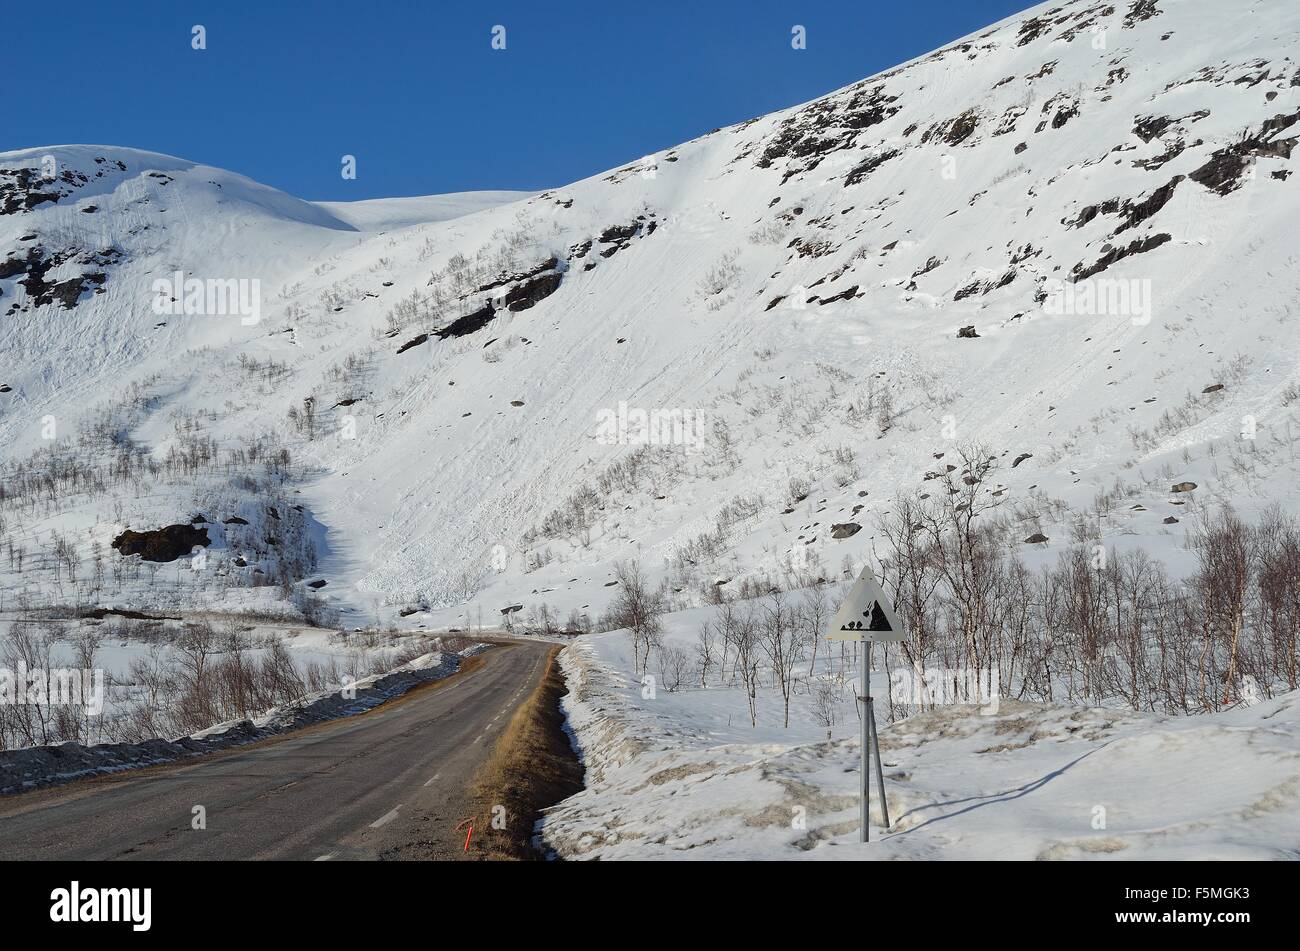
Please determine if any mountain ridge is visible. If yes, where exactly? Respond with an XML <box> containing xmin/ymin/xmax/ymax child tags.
<box><xmin>2</xmin><ymin>0</ymin><xmax>1298</xmax><ymax>630</ymax></box>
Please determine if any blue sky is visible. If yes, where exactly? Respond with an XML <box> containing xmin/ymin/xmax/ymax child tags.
<box><xmin>10</xmin><ymin>0</ymin><xmax>1035</xmax><ymax>200</ymax></box>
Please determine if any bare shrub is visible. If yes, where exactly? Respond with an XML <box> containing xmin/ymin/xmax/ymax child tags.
<box><xmin>602</xmin><ymin>560</ymin><xmax>665</xmax><ymax>674</ymax></box>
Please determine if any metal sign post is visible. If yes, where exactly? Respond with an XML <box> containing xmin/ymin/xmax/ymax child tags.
<box><xmin>827</xmin><ymin>566</ymin><xmax>903</xmax><ymax>843</ymax></box>
<box><xmin>860</xmin><ymin>644</ymin><xmax>870</xmax><ymax>842</ymax></box>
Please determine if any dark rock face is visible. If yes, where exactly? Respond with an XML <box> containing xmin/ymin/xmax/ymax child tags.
<box><xmin>924</xmin><ymin>108</ymin><xmax>981</xmax><ymax>147</ymax></box>
<box><xmin>1073</xmin><ymin>233</ymin><xmax>1172</xmax><ymax>281</ymax></box>
<box><xmin>112</xmin><ymin>524</ymin><xmax>210</xmax><ymax>562</ymax></box>
<box><xmin>958</xmin><ymin>325</ymin><xmax>980</xmax><ymax>338</ymax></box>
<box><xmin>1114</xmin><ymin>176</ymin><xmax>1185</xmax><ymax>234</ymax></box>
<box><xmin>1</xmin><ymin>156</ymin><xmax>127</xmax><ymax>217</ymax></box>
<box><xmin>599</xmin><ymin>223</ymin><xmax>640</xmax><ymax>244</ymax></box>
<box><xmin>844</xmin><ymin>148</ymin><xmax>899</xmax><ymax>187</ymax></box>
<box><xmin>1066</xmin><ymin>198</ymin><xmax>1121</xmax><ymax>230</ymax></box>
<box><xmin>0</xmin><ymin>245</ymin><xmax>117</xmax><ymax>311</ymax></box>
<box><xmin>954</xmin><ymin>270</ymin><xmax>1015</xmax><ymax>302</ymax></box>
<box><xmin>1190</xmin><ymin>147</ymin><xmax>1260</xmax><ymax>195</ymax></box>
<box><xmin>395</xmin><ymin>332</ymin><xmax>430</xmax><ymax>354</ymax></box>
<box><xmin>435</xmin><ymin>301</ymin><xmax>495</xmax><ymax>339</ymax></box>
<box><xmin>502</xmin><ymin>271</ymin><xmax>562</xmax><ymax>312</ymax></box>
<box><xmin>0</xmin><ymin>166</ymin><xmax>81</xmax><ymax>215</ymax></box>
<box><xmin>1189</xmin><ymin>107</ymin><xmax>1299</xmax><ymax>195</ymax></box>
<box><xmin>1024</xmin><ymin>532</ymin><xmax>1049</xmax><ymax>544</ymax></box>
<box><xmin>819</xmin><ymin>285</ymin><xmax>859</xmax><ymax>305</ymax></box>
<box><xmin>756</xmin><ymin>83</ymin><xmax>901</xmax><ymax>184</ymax></box>
<box><xmin>41</xmin><ymin>274</ymin><xmax>95</xmax><ymax>308</ymax></box>
<box><xmin>830</xmin><ymin>522</ymin><xmax>862</xmax><ymax>539</ymax></box>
<box><xmin>912</xmin><ymin>257</ymin><xmax>943</xmax><ymax>279</ymax></box>
<box><xmin>1124</xmin><ymin>0</ymin><xmax>1163</xmax><ymax>30</ymax></box>
<box><xmin>1016</xmin><ymin>14</ymin><xmax>1054</xmax><ymax>45</ymax></box>
<box><xmin>423</xmin><ymin>254</ymin><xmax>567</xmax><ymax>340</ymax></box>
<box><xmin>476</xmin><ymin>257</ymin><xmax>559</xmax><ymax>294</ymax></box>
<box><xmin>1134</xmin><ymin>114</ymin><xmax>1178</xmax><ymax>143</ymax></box>
<box><xmin>1015</xmin><ymin>2</ymin><xmax>1162</xmax><ymax>49</ymax></box>
<box><xmin>597</xmin><ymin>221</ymin><xmax>647</xmax><ymax>258</ymax></box>
<box><xmin>0</xmin><ymin>251</ymin><xmax>34</xmax><ymax>279</ymax></box>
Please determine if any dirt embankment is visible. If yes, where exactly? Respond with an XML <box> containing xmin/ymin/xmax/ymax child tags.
<box><xmin>470</xmin><ymin>646</ymin><xmax>584</xmax><ymax>860</ymax></box>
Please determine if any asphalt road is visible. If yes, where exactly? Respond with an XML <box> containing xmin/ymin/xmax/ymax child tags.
<box><xmin>0</xmin><ymin>641</ymin><xmax>550</xmax><ymax>860</ymax></box>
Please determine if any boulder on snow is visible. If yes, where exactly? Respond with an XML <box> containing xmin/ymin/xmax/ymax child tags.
<box><xmin>1171</xmin><ymin>482</ymin><xmax>1198</xmax><ymax>493</ymax></box>
<box><xmin>112</xmin><ymin>524</ymin><xmax>210</xmax><ymax>562</ymax></box>
<box><xmin>1024</xmin><ymin>532</ymin><xmax>1050</xmax><ymax>544</ymax></box>
<box><xmin>830</xmin><ymin>522</ymin><xmax>862</xmax><ymax>539</ymax></box>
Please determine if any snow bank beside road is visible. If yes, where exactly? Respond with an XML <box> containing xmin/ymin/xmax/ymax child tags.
<box><xmin>546</xmin><ymin>633</ymin><xmax>1300</xmax><ymax>860</ymax></box>
<box><xmin>0</xmin><ymin>643</ymin><xmax>487</xmax><ymax>795</ymax></box>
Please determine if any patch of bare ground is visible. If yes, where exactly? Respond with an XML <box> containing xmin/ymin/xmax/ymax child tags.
<box><xmin>469</xmin><ymin>646</ymin><xmax>584</xmax><ymax>860</ymax></box>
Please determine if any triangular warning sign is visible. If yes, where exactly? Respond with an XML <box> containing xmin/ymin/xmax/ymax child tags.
<box><xmin>826</xmin><ymin>566</ymin><xmax>905</xmax><ymax>642</ymax></box>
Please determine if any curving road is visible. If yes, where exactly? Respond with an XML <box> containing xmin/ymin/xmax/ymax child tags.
<box><xmin>0</xmin><ymin>641</ymin><xmax>550</xmax><ymax>860</ymax></box>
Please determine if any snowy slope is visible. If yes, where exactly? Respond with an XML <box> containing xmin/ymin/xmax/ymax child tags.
<box><xmin>2</xmin><ymin>0</ymin><xmax>1299</xmax><ymax>631</ymax></box>
<box><xmin>313</xmin><ymin>191</ymin><xmax>532</xmax><ymax>232</ymax></box>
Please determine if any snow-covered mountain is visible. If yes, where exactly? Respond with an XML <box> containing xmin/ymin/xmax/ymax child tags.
<box><xmin>3</xmin><ymin>0</ymin><xmax>1299</xmax><ymax>630</ymax></box>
